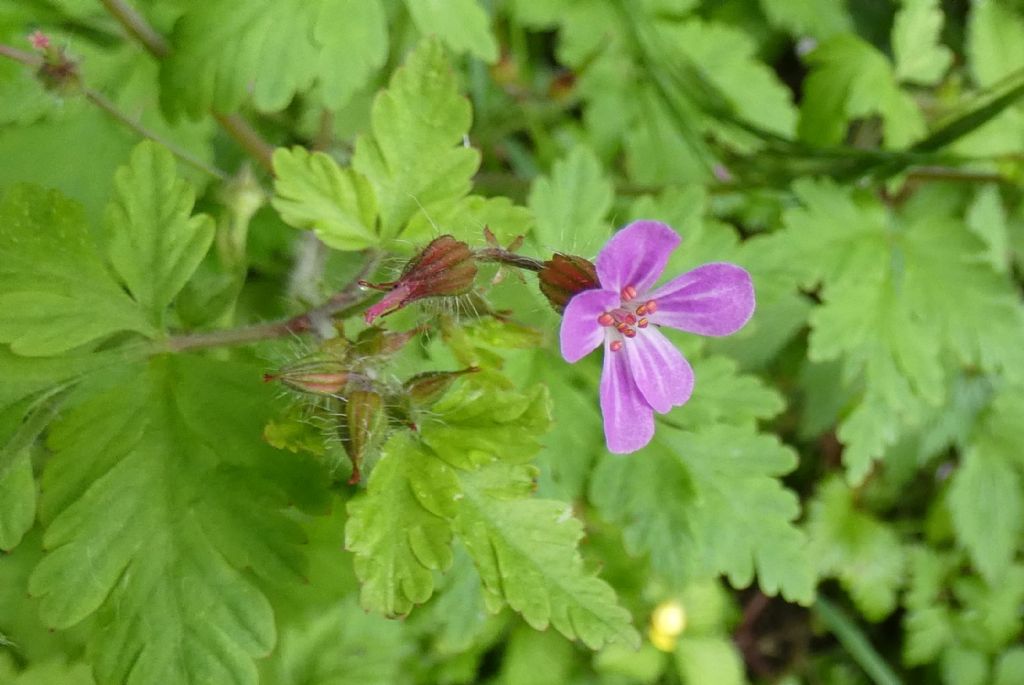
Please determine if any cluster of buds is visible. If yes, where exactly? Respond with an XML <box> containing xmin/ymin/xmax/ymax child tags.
<box><xmin>264</xmin><ymin>325</ymin><xmax>476</xmax><ymax>483</ymax></box>
<box><xmin>27</xmin><ymin>31</ymin><xmax>80</xmax><ymax>94</ymax></box>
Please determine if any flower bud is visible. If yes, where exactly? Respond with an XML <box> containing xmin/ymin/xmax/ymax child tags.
<box><xmin>404</xmin><ymin>367</ymin><xmax>478</xmax><ymax>406</ymax></box>
<box><xmin>263</xmin><ymin>360</ymin><xmax>351</xmax><ymax>396</ymax></box>
<box><xmin>362</xmin><ymin>235</ymin><xmax>477</xmax><ymax>323</ymax></box>
<box><xmin>339</xmin><ymin>390</ymin><xmax>385</xmax><ymax>484</ymax></box>
<box><xmin>538</xmin><ymin>253</ymin><xmax>599</xmax><ymax>312</ymax></box>
<box><xmin>351</xmin><ymin>325</ymin><xmax>425</xmax><ymax>357</ymax></box>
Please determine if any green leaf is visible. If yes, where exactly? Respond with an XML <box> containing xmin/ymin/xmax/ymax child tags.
<box><xmin>421</xmin><ymin>374</ymin><xmax>551</xmax><ymax>470</ymax></box>
<box><xmin>161</xmin><ymin>0</ymin><xmax>388</xmax><ymax>117</ymax></box>
<box><xmin>528</xmin><ymin>145</ymin><xmax>613</xmax><ymax>256</ymax></box>
<box><xmin>29</xmin><ymin>356</ymin><xmax>324</xmax><ymax>685</ymax></box>
<box><xmin>994</xmin><ymin>648</ymin><xmax>1024</xmax><ymax>685</ymax></box>
<box><xmin>968</xmin><ymin>0</ymin><xmax>1024</xmax><ymax>87</ymax></box>
<box><xmin>807</xmin><ymin>478</ymin><xmax>905</xmax><ymax>621</ymax></box>
<box><xmin>345</xmin><ymin>433</ymin><xmax>459</xmax><ymax>615</ymax></box>
<box><xmin>674</xmin><ymin>636</ymin><xmax>745</xmax><ymax>685</ymax></box>
<box><xmin>799</xmin><ymin>35</ymin><xmax>925</xmax><ymax>148</ymax></box>
<box><xmin>352</xmin><ymin>39</ymin><xmax>480</xmax><ymax>238</ymax></box>
<box><xmin>948</xmin><ymin>387</ymin><xmax>1024</xmax><ymax>583</ymax></box>
<box><xmin>404</xmin><ymin>0</ymin><xmax>498</xmax><ymax>62</ymax></box>
<box><xmin>0</xmin><ymin>185</ymin><xmax>153</xmax><ymax>356</ymax></box>
<box><xmin>455</xmin><ymin>462</ymin><xmax>640</xmax><ymax>649</ymax></box>
<box><xmin>404</xmin><ymin>194</ymin><xmax>534</xmax><ymax>245</ymax></box>
<box><xmin>941</xmin><ymin>647</ymin><xmax>989</xmax><ymax>685</ymax></box>
<box><xmin>271</xmin><ymin>147</ymin><xmax>379</xmax><ymax>250</ymax></box>
<box><xmin>0</xmin><ymin>396</ymin><xmax>35</xmax><ymax>551</ymax></box>
<box><xmin>892</xmin><ymin>0</ymin><xmax>953</xmax><ymax>84</ymax></box>
<box><xmin>758</xmin><ymin>0</ymin><xmax>852</xmax><ymax>38</ymax></box>
<box><xmin>966</xmin><ymin>185</ymin><xmax>1011</xmax><ymax>274</ymax></box>
<box><xmin>105</xmin><ymin>142</ymin><xmax>215</xmax><ymax>328</ymax></box>
<box><xmin>591</xmin><ymin>422</ymin><xmax>814</xmax><ymax>605</ymax></box>
<box><xmin>902</xmin><ymin>547</ymin><xmax>955</xmax><ymax>665</ymax></box>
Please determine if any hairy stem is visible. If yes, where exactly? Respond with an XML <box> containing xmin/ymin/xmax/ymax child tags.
<box><xmin>474</xmin><ymin>248</ymin><xmax>546</xmax><ymax>272</ymax></box>
<box><xmin>162</xmin><ymin>251</ymin><xmax>382</xmax><ymax>353</ymax></box>
<box><xmin>101</xmin><ymin>0</ymin><xmax>276</xmax><ymax>173</ymax></box>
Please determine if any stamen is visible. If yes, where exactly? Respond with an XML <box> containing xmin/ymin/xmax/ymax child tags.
<box><xmin>597</xmin><ymin>312</ymin><xmax>615</xmax><ymax>326</ymax></box>
<box><xmin>622</xmin><ymin>327</ymin><xmax>636</xmax><ymax>338</ymax></box>
<box><xmin>616</xmin><ymin>323</ymin><xmax>631</xmax><ymax>334</ymax></box>
<box><xmin>621</xmin><ymin>285</ymin><xmax>638</xmax><ymax>302</ymax></box>
<box><xmin>610</xmin><ymin>340</ymin><xmax>623</xmax><ymax>352</ymax></box>
<box><xmin>624</xmin><ymin>313</ymin><xmax>636</xmax><ymax>325</ymax></box>
<box><xmin>635</xmin><ymin>303</ymin><xmax>648</xmax><ymax>315</ymax></box>
<box><xmin>637</xmin><ymin>318</ymin><xmax>648</xmax><ymax>328</ymax></box>
<box><xmin>644</xmin><ymin>299</ymin><xmax>658</xmax><ymax>314</ymax></box>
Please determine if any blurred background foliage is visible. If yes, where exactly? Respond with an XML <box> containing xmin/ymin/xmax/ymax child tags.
<box><xmin>1</xmin><ymin>0</ymin><xmax>1024</xmax><ymax>684</ymax></box>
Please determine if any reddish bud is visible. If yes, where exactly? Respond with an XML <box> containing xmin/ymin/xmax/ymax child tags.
<box><xmin>351</xmin><ymin>325</ymin><xmax>425</xmax><ymax>357</ymax></box>
<box><xmin>339</xmin><ymin>390</ymin><xmax>385</xmax><ymax>484</ymax></box>
<box><xmin>363</xmin><ymin>235</ymin><xmax>477</xmax><ymax>323</ymax></box>
<box><xmin>538</xmin><ymin>253</ymin><xmax>599</xmax><ymax>312</ymax></box>
<box><xmin>29</xmin><ymin>31</ymin><xmax>51</xmax><ymax>51</ymax></box>
<box><xmin>404</xmin><ymin>367</ymin><xmax>479</xmax><ymax>406</ymax></box>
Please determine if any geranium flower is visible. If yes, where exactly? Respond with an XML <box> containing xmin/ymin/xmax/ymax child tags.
<box><xmin>560</xmin><ymin>220</ymin><xmax>755</xmax><ymax>453</ymax></box>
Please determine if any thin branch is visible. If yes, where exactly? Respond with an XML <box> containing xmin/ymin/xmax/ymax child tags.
<box><xmin>101</xmin><ymin>0</ymin><xmax>276</xmax><ymax>173</ymax></box>
<box><xmin>474</xmin><ymin>247</ymin><xmax>546</xmax><ymax>272</ymax></box>
<box><xmin>0</xmin><ymin>44</ymin><xmax>42</xmax><ymax>68</ymax></box>
<box><xmin>86</xmin><ymin>88</ymin><xmax>229</xmax><ymax>180</ymax></box>
<box><xmin>100</xmin><ymin>0</ymin><xmax>169</xmax><ymax>58</ymax></box>
<box><xmin>163</xmin><ymin>251</ymin><xmax>382</xmax><ymax>353</ymax></box>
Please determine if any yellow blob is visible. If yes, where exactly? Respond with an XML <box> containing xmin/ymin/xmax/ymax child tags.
<box><xmin>651</xmin><ymin>600</ymin><xmax>687</xmax><ymax>637</ymax></box>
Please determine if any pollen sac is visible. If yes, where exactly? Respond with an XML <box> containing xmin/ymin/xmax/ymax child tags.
<box><xmin>404</xmin><ymin>367</ymin><xmax>479</xmax><ymax>407</ymax></box>
<box><xmin>538</xmin><ymin>253</ymin><xmax>599</xmax><ymax>313</ymax></box>
<box><xmin>363</xmin><ymin>235</ymin><xmax>478</xmax><ymax>323</ymax></box>
<box><xmin>338</xmin><ymin>389</ymin><xmax>385</xmax><ymax>484</ymax></box>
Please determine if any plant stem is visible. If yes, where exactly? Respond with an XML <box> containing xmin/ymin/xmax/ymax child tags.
<box><xmin>0</xmin><ymin>44</ymin><xmax>42</xmax><ymax>68</ymax></box>
<box><xmin>162</xmin><ymin>251</ymin><xmax>382</xmax><ymax>353</ymax></box>
<box><xmin>814</xmin><ymin>596</ymin><xmax>903</xmax><ymax>685</ymax></box>
<box><xmin>101</xmin><ymin>0</ymin><xmax>276</xmax><ymax>173</ymax></box>
<box><xmin>85</xmin><ymin>88</ymin><xmax>229</xmax><ymax>179</ymax></box>
<box><xmin>474</xmin><ymin>247</ymin><xmax>546</xmax><ymax>272</ymax></box>
<box><xmin>100</xmin><ymin>0</ymin><xmax>169</xmax><ymax>57</ymax></box>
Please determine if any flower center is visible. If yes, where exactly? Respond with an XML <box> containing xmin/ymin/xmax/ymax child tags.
<box><xmin>596</xmin><ymin>284</ymin><xmax>659</xmax><ymax>351</ymax></box>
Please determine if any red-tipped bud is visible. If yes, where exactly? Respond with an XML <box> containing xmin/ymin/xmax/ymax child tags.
<box><xmin>339</xmin><ymin>390</ymin><xmax>385</xmax><ymax>484</ymax></box>
<box><xmin>363</xmin><ymin>235</ymin><xmax>477</xmax><ymax>324</ymax></box>
<box><xmin>265</xmin><ymin>360</ymin><xmax>352</xmax><ymax>396</ymax></box>
<box><xmin>538</xmin><ymin>253</ymin><xmax>599</xmax><ymax>312</ymax></box>
<box><xmin>403</xmin><ymin>367</ymin><xmax>479</xmax><ymax>406</ymax></box>
<box><xmin>29</xmin><ymin>31</ymin><xmax>51</xmax><ymax>51</ymax></box>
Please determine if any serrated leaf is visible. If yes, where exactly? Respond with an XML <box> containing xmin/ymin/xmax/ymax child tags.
<box><xmin>591</xmin><ymin>424</ymin><xmax>814</xmax><ymax>605</ymax></box>
<box><xmin>29</xmin><ymin>356</ymin><xmax>323</xmax><ymax>685</ymax></box>
<box><xmin>404</xmin><ymin>0</ymin><xmax>498</xmax><ymax>62</ymax></box>
<box><xmin>0</xmin><ymin>428</ymin><xmax>34</xmax><ymax>551</ymax></box>
<box><xmin>807</xmin><ymin>478</ymin><xmax>905</xmax><ymax>621</ymax></box>
<box><xmin>345</xmin><ymin>433</ymin><xmax>459</xmax><ymax>615</ymax></box>
<box><xmin>902</xmin><ymin>547</ymin><xmax>955</xmax><ymax>665</ymax></box>
<box><xmin>421</xmin><ymin>375</ymin><xmax>551</xmax><ymax>469</ymax></box>
<box><xmin>968</xmin><ymin>0</ymin><xmax>1024</xmax><ymax>87</ymax></box>
<box><xmin>528</xmin><ymin>145</ymin><xmax>613</xmax><ymax>256</ymax></box>
<box><xmin>893</xmin><ymin>0</ymin><xmax>953</xmax><ymax>84</ymax></box>
<box><xmin>799</xmin><ymin>34</ymin><xmax>924</xmax><ymax>148</ymax></box>
<box><xmin>966</xmin><ymin>185</ymin><xmax>1010</xmax><ymax>274</ymax></box>
<box><xmin>0</xmin><ymin>186</ymin><xmax>154</xmax><ymax>356</ymax></box>
<box><xmin>105</xmin><ymin>142</ymin><xmax>215</xmax><ymax>328</ymax></box>
<box><xmin>161</xmin><ymin>0</ymin><xmax>388</xmax><ymax>117</ymax></box>
<box><xmin>949</xmin><ymin>387</ymin><xmax>1024</xmax><ymax>583</ymax></box>
<box><xmin>941</xmin><ymin>647</ymin><xmax>989</xmax><ymax>685</ymax></box>
<box><xmin>455</xmin><ymin>462</ymin><xmax>640</xmax><ymax>649</ymax></box>
<box><xmin>352</xmin><ymin>39</ymin><xmax>480</xmax><ymax>238</ymax></box>
<box><xmin>271</xmin><ymin>147</ymin><xmax>379</xmax><ymax>250</ymax></box>
<box><xmin>404</xmin><ymin>194</ymin><xmax>534</xmax><ymax>245</ymax></box>
<box><xmin>758</xmin><ymin>0</ymin><xmax>852</xmax><ymax>37</ymax></box>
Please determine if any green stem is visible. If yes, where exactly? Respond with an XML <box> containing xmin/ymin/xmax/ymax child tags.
<box><xmin>162</xmin><ymin>251</ymin><xmax>382</xmax><ymax>353</ymax></box>
<box><xmin>0</xmin><ymin>389</ymin><xmax>64</xmax><ymax>483</ymax></box>
<box><xmin>474</xmin><ymin>247</ymin><xmax>545</xmax><ymax>272</ymax></box>
<box><xmin>814</xmin><ymin>596</ymin><xmax>904</xmax><ymax>685</ymax></box>
<box><xmin>101</xmin><ymin>0</ymin><xmax>276</xmax><ymax>174</ymax></box>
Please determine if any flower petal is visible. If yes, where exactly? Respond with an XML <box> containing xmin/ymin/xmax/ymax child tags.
<box><xmin>647</xmin><ymin>262</ymin><xmax>755</xmax><ymax>336</ymax></box>
<box><xmin>623</xmin><ymin>327</ymin><xmax>694</xmax><ymax>413</ymax></box>
<box><xmin>600</xmin><ymin>344</ymin><xmax>655</xmax><ymax>454</ymax></box>
<box><xmin>560</xmin><ymin>288</ymin><xmax>620</xmax><ymax>363</ymax></box>
<box><xmin>595</xmin><ymin>220</ymin><xmax>680</xmax><ymax>293</ymax></box>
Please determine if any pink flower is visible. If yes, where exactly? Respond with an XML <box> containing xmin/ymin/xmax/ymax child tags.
<box><xmin>560</xmin><ymin>221</ymin><xmax>755</xmax><ymax>453</ymax></box>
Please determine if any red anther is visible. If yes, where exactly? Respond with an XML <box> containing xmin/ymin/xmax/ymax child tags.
<box><xmin>624</xmin><ymin>313</ymin><xmax>636</xmax><ymax>325</ymax></box>
<box><xmin>645</xmin><ymin>300</ymin><xmax>658</xmax><ymax>313</ymax></box>
<box><xmin>610</xmin><ymin>340</ymin><xmax>623</xmax><ymax>352</ymax></box>
<box><xmin>621</xmin><ymin>285</ymin><xmax>638</xmax><ymax>301</ymax></box>
<box><xmin>616</xmin><ymin>323</ymin><xmax>631</xmax><ymax>333</ymax></box>
<box><xmin>635</xmin><ymin>303</ymin><xmax>648</xmax><ymax>315</ymax></box>
<box><xmin>637</xmin><ymin>318</ymin><xmax>649</xmax><ymax>328</ymax></box>
<box><xmin>597</xmin><ymin>312</ymin><xmax>615</xmax><ymax>326</ymax></box>
<box><xmin>623</xmin><ymin>327</ymin><xmax>636</xmax><ymax>338</ymax></box>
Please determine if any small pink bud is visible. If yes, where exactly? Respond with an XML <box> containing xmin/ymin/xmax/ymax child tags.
<box><xmin>363</xmin><ymin>235</ymin><xmax>477</xmax><ymax>324</ymax></box>
<box><xmin>29</xmin><ymin>31</ymin><xmax>50</xmax><ymax>51</ymax></box>
<box><xmin>538</xmin><ymin>253</ymin><xmax>599</xmax><ymax>313</ymax></box>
